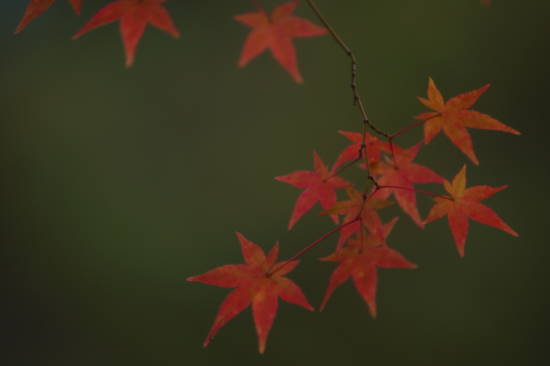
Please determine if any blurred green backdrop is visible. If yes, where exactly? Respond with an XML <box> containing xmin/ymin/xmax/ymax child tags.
<box><xmin>2</xmin><ymin>1</ymin><xmax>549</xmax><ymax>365</ymax></box>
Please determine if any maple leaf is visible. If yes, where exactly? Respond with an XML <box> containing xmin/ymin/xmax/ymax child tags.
<box><xmin>15</xmin><ymin>0</ymin><xmax>82</xmax><ymax>34</ymax></box>
<box><xmin>234</xmin><ymin>0</ymin><xmax>327</xmax><ymax>83</ymax></box>
<box><xmin>374</xmin><ymin>142</ymin><xmax>444</xmax><ymax>227</ymax></box>
<box><xmin>72</xmin><ymin>0</ymin><xmax>180</xmax><ymax>67</ymax></box>
<box><xmin>187</xmin><ymin>233</ymin><xmax>313</xmax><ymax>354</ymax></box>
<box><xmin>424</xmin><ymin>165</ymin><xmax>518</xmax><ymax>257</ymax></box>
<box><xmin>322</xmin><ymin>187</ymin><xmax>392</xmax><ymax>249</ymax></box>
<box><xmin>332</xmin><ymin>130</ymin><xmax>390</xmax><ymax>171</ymax></box>
<box><xmin>276</xmin><ymin>151</ymin><xmax>350</xmax><ymax>230</ymax></box>
<box><xmin>320</xmin><ymin>218</ymin><xmax>417</xmax><ymax>317</ymax></box>
<box><xmin>415</xmin><ymin>78</ymin><xmax>520</xmax><ymax>165</ymax></box>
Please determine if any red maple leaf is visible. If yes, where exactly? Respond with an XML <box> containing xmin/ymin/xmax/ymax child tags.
<box><xmin>424</xmin><ymin>165</ymin><xmax>518</xmax><ymax>257</ymax></box>
<box><xmin>415</xmin><ymin>78</ymin><xmax>520</xmax><ymax>165</ymax></box>
<box><xmin>234</xmin><ymin>0</ymin><xmax>327</xmax><ymax>83</ymax></box>
<box><xmin>276</xmin><ymin>151</ymin><xmax>350</xmax><ymax>230</ymax></box>
<box><xmin>15</xmin><ymin>0</ymin><xmax>82</xmax><ymax>34</ymax></box>
<box><xmin>374</xmin><ymin>142</ymin><xmax>444</xmax><ymax>227</ymax></box>
<box><xmin>332</xmin><ymin>130</ymin><xmax>390</xmax><ymax>171</ymax></box>
<box><xmin>322</xmin><ymin>187</ymin><xmax>392</xmax><ymax>249</ymax></box>
<box><xmin>320</xmin><ymin>218</ymin><xmax>417</xmax><ymax>317</ymax></box>
<box><xmin>187</xmin><ymin>233</ymin><xmax>313</xmax><ymax>354</ymax></box>
<box><xmin>72</xmin><ymin>0</ymin><xmax>180</xmax><ymax>67</ymax></box>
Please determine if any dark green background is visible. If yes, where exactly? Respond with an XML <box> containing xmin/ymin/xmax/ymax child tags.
<box><xmin>2</xmin><ymin>1</ymin><xmax>548</xmax><ymax>365</ymax></box>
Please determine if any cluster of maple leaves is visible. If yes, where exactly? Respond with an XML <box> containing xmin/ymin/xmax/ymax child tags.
<box><xmin>16</xmin><ymin>0</ymin><xmax>511</xmax><ymax>355</ymax></box>
<box><xmin>189</xmin><ymin>77</ymin><xmax>520</xmax><ymax>352</ymax></box>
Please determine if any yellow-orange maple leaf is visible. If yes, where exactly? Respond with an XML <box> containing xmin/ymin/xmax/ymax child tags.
<box><xmin>415</xmin><ymin>78</ymin><xmax>520</xmax><ymax>165</ymax></box>
<box><xmin>424</xmin><ymin>165</ymin><xmax>518</xmax><ymax>257</ymax></box>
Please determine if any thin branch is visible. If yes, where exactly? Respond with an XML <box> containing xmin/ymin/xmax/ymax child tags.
<box><xmin>305</xmin><ymin>1</ymin><xmax>440</xmax><ymax>182</ymax></box>
<box><xmin>306</xmin><ymin>0</ymin><xmax>387</xmax><ymax>190</ymax></box>
<box><xmin>305</xmin><ymin>0</ymin><xmax>389</xmax><ymax>139</ymax></box>
<box><xmin>269</xmin><ymin>218</ymin><xmax>359</xmax><ymax>276</ymax></box>
<box><xmin>389</xmin><ymin>119</ymin><xmax>427</xmax><ymax>140</ymax></box>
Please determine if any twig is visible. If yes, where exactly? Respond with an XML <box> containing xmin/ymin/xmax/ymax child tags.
<box><xmin>305</xmin><ymin>0</ymin><xmax>389</xmax><ymax>140</ymax></box>
<box><xmin>269</xmin><ymin>218</ymin><xmax>359</xmax><ymax>276</ymax></box>
<box><xmin>305</xmin><ymin>0</ymin><xmax>389</xmax><ymax>188</ymax></box>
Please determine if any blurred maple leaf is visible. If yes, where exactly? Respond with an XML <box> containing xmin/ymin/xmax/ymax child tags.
<box><xmin>234</xmin><ymin>0</ymin><xmax>327</xmax><ymax>83</ymax></box>
<box><xmin>424</xmin><ymin>165</ymin><xmax>518</xmax><ymax>257</ymax></box>
<box><xmin>16</xmin><ymin>0</ymin><xmax>82</xmax><ymax>34</ymax></box>
<box><xmin>480</xmin><ymin>0</ymin><xmax>492</xmax><ymax>7</ymax></box>
<box><xmin>187</xmin><ymin>233</ymin><xmax>313</xmax><ymax>354</ymax></box>
<box><xmin>72</xmin><ymin>0</ymin><xmax>180</xmax><ymax>67</ymax></box>
<box><xmin>415</xmin><ymin>78</ymin><xmax>520</xmax><ymax>165</ymax></box>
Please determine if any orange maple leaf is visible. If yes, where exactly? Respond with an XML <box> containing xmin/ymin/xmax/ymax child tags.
<box><xmin>320</xmin><ymin>218</ymin><xmax>417</xmax><ymax>317</ymax></box>
<box><xmin>374</xmin><ymin>142</ymin><xmax>444</xmax><ymax>227</ymax></box>
<box><xmin>415</xmin><ymin>78</ymin><xmax>520</xmax><ymax>165</ymax></box>
<box><xmin>15</xmin><ymin>0</ymin><xmax>82</xmax><ymax>34</ymax></box>
<box><xmin>276</xmin><ymin>151</ymin><xmax>350</xmax><ymax>230</ymax></box>
<box><xmin>322</xmin><ymin>187</ymin><xmax>391</xmax><ymax>249</ymax></box>
<box><xmin>424</xmin><ymin>165</ymin><xmax>518</xmax><ymax>257</ymax></box>
<box><xmin>332</xmin><ymin>130</ymin><xmax>390</xmax><ymax>171</ymax></box>
<box><xmin>234</xmin><ymin>0</ymin><xmax>327</xmax><ymax>83</ymax></box>
<box><xmin>72</xmin><ymin>0</ymin><xmax>180</xmax><ymax>67</ymax></box>
<box><xmin>187</xmin><ymin>233</ymin><xmax>313</xmax><ymax>354</ymax></box>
